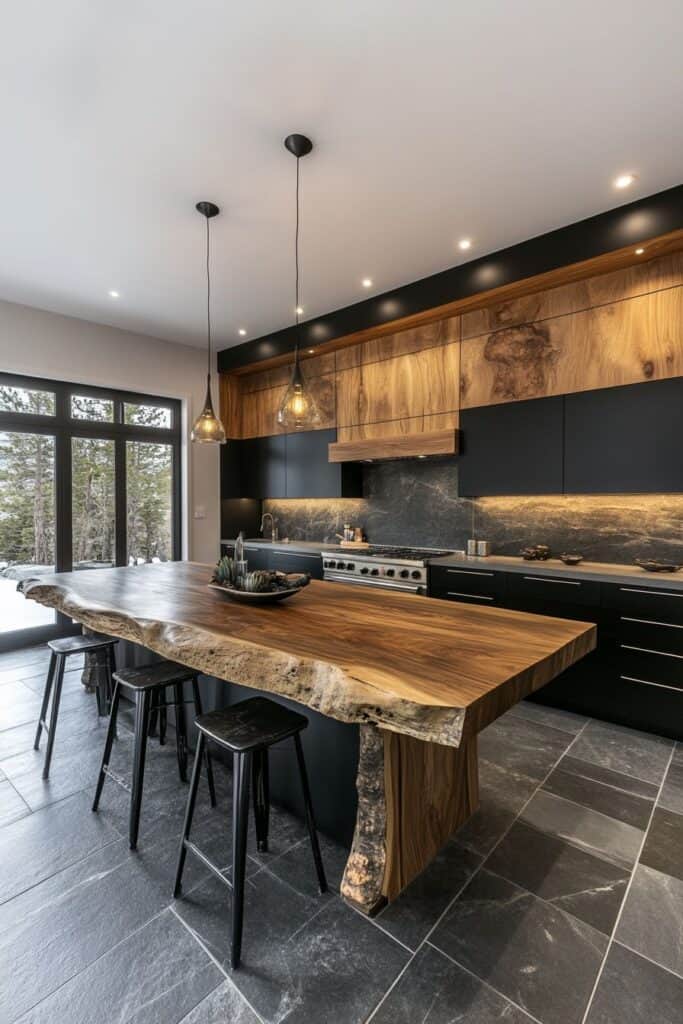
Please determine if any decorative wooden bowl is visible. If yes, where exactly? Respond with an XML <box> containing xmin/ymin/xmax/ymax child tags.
<box><xmin>208</xmin><ymin>572</ymin><xmax>311</xmax><ymax>603</ymax></box>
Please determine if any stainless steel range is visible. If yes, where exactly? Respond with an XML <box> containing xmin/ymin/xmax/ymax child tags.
<box><xmin>322</xmin><ymin>545</ymin><xmax>453</xmax><ymax>594</ymax></box>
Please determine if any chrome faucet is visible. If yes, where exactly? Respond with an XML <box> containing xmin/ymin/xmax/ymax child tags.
<box><xmin>260</xmin><ymin>512</ymin><xmax>278</xmax><ymax>542</ymax></box>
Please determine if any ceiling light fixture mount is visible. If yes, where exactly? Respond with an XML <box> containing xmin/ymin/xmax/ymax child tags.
<box><xmin>614</xmin><ymin>173</ymin><xmax>637</xmax><ymax>189</ymax></box>
<box><xmin>458</xmin><ymin>238</ymin><xmax>472</xmax><ymax>251</ymax></box>
<box><xmin>277</xmin><ymin>134</ymin><xmax>321</xmax><ymax>431</ymax></box>
<box><xmin>191</xmin><ymin>200</ymin><xmax>226</xmax><ymax>444</ymax></box>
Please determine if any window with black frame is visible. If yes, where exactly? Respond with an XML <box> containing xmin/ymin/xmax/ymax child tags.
<box><xmin>0</xmin><ymin>373</ymin><xmax>181</xmax><ymax>648</ymax></box>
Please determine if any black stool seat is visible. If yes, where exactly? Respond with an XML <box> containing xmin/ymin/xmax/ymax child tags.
<box><xmin>174</xmin><ymin>694</ymin><xmax>326</xmax><ymax>969</ymax></box>
<box><xmin>196</xmin><ymin>697</ymin><xmax>308</xmax><ymax>752</ymax></box>
<box><xmin>113</xmin><ymin>660</ymin><xmax>197</xmax><ymax>691</ymax></box>
<box><xmin>48</xmin><ymin>633</ymin><xmax>119</xmax><ymax>655</ymax></box>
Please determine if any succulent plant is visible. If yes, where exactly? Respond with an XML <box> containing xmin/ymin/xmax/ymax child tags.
<box><xmin>211</xmin><ymin>555</ymin><xmax>237</xmax><ymax>587</ymax></box>
<box><xmin>242</xmin><ymin>570</ymin><xmax>274</xmax><ymax>593</ymax></box>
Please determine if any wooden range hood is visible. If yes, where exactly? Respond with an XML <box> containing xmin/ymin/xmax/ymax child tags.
<box><xmin>328</xmin><ymin>428</ymin><xmax>459</xmax><ymax>463</ymax></box>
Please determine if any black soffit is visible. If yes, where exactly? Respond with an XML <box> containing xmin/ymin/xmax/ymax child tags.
<box><xmin>218</xmin><ymin>183</ymin><xmax>683</xmax><ymax>373</ymax></box>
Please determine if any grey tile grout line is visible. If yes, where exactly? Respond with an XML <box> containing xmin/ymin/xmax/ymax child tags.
<box><xmin>345</xmin><ymin>899</ymin><xmax>415</xmax><ymax>955</ymax></box>
<box><xmin>579</xmin><ymin>742</ymin><xmax>677</xmax><ymax>1024</ymax></box>
<box><xmin>365</xmin><ymin>719</ymin><xmax>592</xmax><ymax>1022</ymax></box>
<box><xmin>169</xmin><ymin>903</ymin><xmax>268</xmax><ymax>1024</ymax></box>
<box><xmin>0</xmin><ymin>833</ymin><xmax>125</xmax><ymax>909</ymax></box>
<box><xmin>616</xmin><ymin>937</ymin><xmax>683</xmax><ymax>984</ymax></box>
<box><xmin>425</xmin><ymin>940</ymin><xmax>545</xmax><ymax>1024</ymax></box>
<box><xmin>4</xmin><ymin>774</ymin><xmax>32</xmax><ymax>815</ymax></box>
<box><xmin>526</xmin><ymin>785</ymin><xmax>651</xmax><ymax>831</ymax></box>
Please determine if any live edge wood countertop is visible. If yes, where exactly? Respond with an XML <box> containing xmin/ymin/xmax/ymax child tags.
<box><xmin>23</xmin><ymin>561</ymin><xmax>596</xmax><ymax>747</ymax></box>
<box><xmin>24</xmin><ymin>561</ymin><xmax>596</xmax><ymax>912</ymax></box>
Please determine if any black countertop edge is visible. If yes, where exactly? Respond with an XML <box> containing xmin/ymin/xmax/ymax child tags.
<box><xmin>220</xmin><ymin>540</ymin><xmax>683</xmax><ymax>590</ymax></box>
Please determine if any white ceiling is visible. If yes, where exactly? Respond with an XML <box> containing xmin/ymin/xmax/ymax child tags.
<box><xmin>1</xmin><ymin>0</ymin><xmax>682</xmax><ymax>350</ymax></box>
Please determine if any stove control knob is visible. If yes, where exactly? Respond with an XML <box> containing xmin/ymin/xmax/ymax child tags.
<box><xmin>400</xmin><ymin>569</ymin><xmax>410</xmax><ymax>579</ymax></box>
<box><xmin>346</xmin><ymin>563</ymin><xmax>355</xmax><ymax>571</ymax></box>
<box><xmin>360</xmin><ymin>566</ymin><xmax>369</xmax><ymax>574</ymax></box>
<box><xmin>411</xmin><ymin>570</ymin><xmax>422</xmax><ymax>580</ymax></box>
<box><xmin>370</xmin><ymin>568</ymin><xmax>379</xmax><ymax>576</ymax></box>
<box><xmin>385</xmin><ymin>568</ymin><xmax>395</xmax><ymax>577</ymax></box>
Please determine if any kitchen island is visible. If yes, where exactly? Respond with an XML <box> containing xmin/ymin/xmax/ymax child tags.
<box><xmin>23</xmin><ymin>561</ymin><xmax>596</xmax><ymax>914</ymax></box>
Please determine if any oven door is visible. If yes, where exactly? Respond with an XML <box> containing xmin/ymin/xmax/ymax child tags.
<box><xmin>323</xmin><ymin>570</ymin><xmax>426</xmax><ymax>595</ymax></box>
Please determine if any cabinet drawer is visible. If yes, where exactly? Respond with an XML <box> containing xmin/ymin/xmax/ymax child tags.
<box><xmin>617</xmin><ymin>616</ymin><xmax>683</xmax><ymax>656</ymax></box>
<box><xmin>429</xmin><ymin>565</ymin><xmax>505</xmax><ymax>604</ymax></box>
<box><xmin>243</xmin><ymin>545</ymin><xmax>271</xmax><ymax>571</ymax></box>
<box><xmin>617</xmin><ymin>646</ymin><xmax>683</xmax><ymax>690</ymax></box>
<box><xmin>269</xmin><ymin>549</ymin><xmax>323</xmax><ymax>580</ymax></box>
<box><xmin>604</xmin><ymin>583</ymin><xmax>683</xmax><ymax>624</ymax></box>
<box><xmin>506</xmin><ymin>572</ymin><xmax>600</xmax><ymax>608</ymax></box>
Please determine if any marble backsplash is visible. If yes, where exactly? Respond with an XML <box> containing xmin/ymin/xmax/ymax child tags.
<box><xmin>263</xmin><ymin>460</ymin><xmax>683</xmax><ymax>565</ymax></box>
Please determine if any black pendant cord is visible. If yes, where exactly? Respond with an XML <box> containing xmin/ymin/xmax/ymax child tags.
<box><xmin>205</xmin><ymin>214</ymin><xmax>212</xmax><ymax>380</ymax></box>
<box><xmin>294</xmin><ymin>155</ymin><xmax>301</xmax><ymax>355</ymax></box>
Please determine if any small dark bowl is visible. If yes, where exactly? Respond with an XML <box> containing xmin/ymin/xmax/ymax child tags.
<box><xmin>560</xmin><ymin>554</ymin><xmax>583</xmax><ymax>565</ymax></box>
<box><xmin>635</xmin><ymin>559</ymin><xmax>682</xmax><ymax>574</ymax></box>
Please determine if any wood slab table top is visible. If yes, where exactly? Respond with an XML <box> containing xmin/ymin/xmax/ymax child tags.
<box><xmin>23</xmin><ymin>561</ymin><xmax>596</xmax><ymax>747</ymax></box>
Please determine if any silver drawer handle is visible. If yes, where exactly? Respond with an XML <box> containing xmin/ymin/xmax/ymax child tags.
<box><xmin>446</xmin><ymin>569</ymin><xmax>495</xmax><ymax>578</ymax></box>
<box><xmin>621</xmin><ymin>616</ymin><xmax>683</xmax><ymax>630</ymax></box>
<box><xmin>523</xmin><ymin>576</ymin><xmax>581</xmax><ymax>586</ymax></box>
<box><xmin>621</xmin><ymin>644</ymin><xmax>683</xmax><ymax>660</ymax></box>
<box><xmin>447</xmin><ymin>591</ymin><xmax>494</xmax><ymax>601</ymax></box>
<box><xmin>620</xmin><ymin>674</ymin><xmax>682</xmax><ymax>693</ymax></box>
<box><xmin>620</xmin><ymin>587</ymin><xmax>682</xmax><ymax>598</ymax></box>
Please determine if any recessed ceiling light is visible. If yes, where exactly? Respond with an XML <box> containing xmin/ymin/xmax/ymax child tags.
<box><xmin>307</xmin><ymin>348</ymin><xmax>315</xmax><ymax>355</ymax></box>
<box><xmin>296</xmin><ymin>306</ymin><xmax>304</xmax><ymax>316</ymax></box>
<box><xmin>635</xmin><ymin>247</ymin><xmax>645</xmax><ymax>255</ymax></box>
<box><xmin>458</xmin><ymin>238</ymin><xmax>472</xmax><ymax>251</ymax></box>
<box><xmin>238</xmin><ymin>328</ymin><xmax>247</xmax><ymax>336</ymax></box>
<box><xmin>614</xmin><ymin>173</ymin><xmax>637</xmax><ymax>189</ymax></box>
<box><xmin>362</xmin><ymin>278</ymin><xmax>373</xmax><ymax>288</ymax></box>
<box><xmin>108</xmin><ymin>290</ymin><xmax>120</xmax><ymax>298</ymax></box>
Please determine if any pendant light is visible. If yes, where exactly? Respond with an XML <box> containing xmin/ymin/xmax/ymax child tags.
<box><xmin>277</xmin><ymin>134</ymin><xmax>321</xmax><ymax>431</ymax></box>
<box><xmin>191</xmin><ymin>201</ymin><xmax>227</xmax><ymax>444</ymax></box>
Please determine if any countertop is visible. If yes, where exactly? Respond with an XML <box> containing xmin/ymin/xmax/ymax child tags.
<box><xmin>221</xmin><ymin>539</ymin><xmax>683</xmax><ymax>591</ymax></box>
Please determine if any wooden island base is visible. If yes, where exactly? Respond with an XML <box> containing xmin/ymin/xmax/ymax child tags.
<box><xmin>22</xmin><ymin>562</ymin><xmax>595</xmax><ymax>914</ymax></box>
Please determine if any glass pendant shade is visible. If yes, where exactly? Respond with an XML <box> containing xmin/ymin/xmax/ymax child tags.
<box><xmin>277</xmin><ymin>349</ymin><xmax>321</xmax><ymax>430</ymax></box>
<box><xmin>191</xmin><ymin>375</ymin><xmax>226</xmax><ymax>443</ymax></box>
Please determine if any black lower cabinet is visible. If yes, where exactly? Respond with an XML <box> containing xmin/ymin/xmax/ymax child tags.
<box><xmin>241</xmin><ymin>544</ymin><xmax>271</xmax><ymax>571</ymax></box>
<box><xmin>268</xmin><ymin>548</ymin><xmax>323</xmax><ymax>579</ymax></box>
<box><xmin>429</xmin><ymin>569</ymin><xmax>683</xmax><ymax>741</ymax></box>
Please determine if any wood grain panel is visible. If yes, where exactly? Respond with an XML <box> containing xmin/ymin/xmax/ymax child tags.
<box><xmin>335</xmin><ymin>316</ymin><xmax>459</xmax><ymax>371</ymax></box>
<box><xmin>218</xmin><ymin>373</ymin><xmax>242</xmax><ymax>439</ymax></box>
<box><xmin>382</xmin><ymin>731</ymin><xmax>478</xmax><ymax>900</ymax></box>
<box><xmin>336</xmin><ymin>341</ymin><xmax>460</xmax><ymax>427</ymax></box>
<box><xmin>461</xmin><ymin>251</ymin><xmax>683</xmax><ymax>341</ymax></box>
<box><xmin>239</xmin><ymin>375</ymin><xmax>336</xmax><ymax>437</ymax></box>
<box><xmin>329</xmin><ymin>428</ymin><xmax>459</xmax><ymax>462</ymax></box>
<box><xmin>337</xmin><ymin>411</ymin><xmax>459</xmax><ymax>442</ymax></box>
<box><xmin>460</xmin><ymin>285</ymin><xmax>683</xmax><ymax>409</ymax></box>
<box><xmin>240</xmin><ymin>351</ymin><xmax>336</xmax><ymax>393</ymax></box>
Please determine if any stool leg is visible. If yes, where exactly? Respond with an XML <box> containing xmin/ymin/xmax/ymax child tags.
<box><xmin>148</xmin><ymin>689</ymin><xmax>159</xmax><ymax>738</ymax></box>
<box><xmin>129</xmin><ymin>689</ymin><xmax>152</xmax><ymax>850</ymax></box>
<box><xmin>252</xmin><ymin>748</ymin><xmax>270</xmax><ymax>853</ymax></box>
<box><xmin>34</xmin><ymin>651</ymin><xmax>57</xmax><ymax>750</ymax></box>
<box><xmin>94</xmin><ymin>653</ymin><xmax>106</xmax><ymax>717</ymax></box>
<box><xmin>174</xmin><ymin>682</ymin><xmax>188</xmax><ymax>782</ymax></box>
<box><xmin>173</xmin><ymin>732</ymin><xmax>206</xmax><ymax>898</ymax></box>
<box><xmin>92</xmin><ymin>681</ymin><xmax>121</xmax><ymax>811</ymax></box>
<box><xmin>158</xmin><ymin>690</ymin><xmax>167</xmax><ymax>746</ymax></box>
<box><xmin>191</xmin><ymin>678</ymin><xmax>216</xmax><ymax>807</ymax></box>
<box><xmin>231</xmin><ymin>750</ymin><xmax>251</xmax><ymax>970</ymax></box>
<box><xmin>294</xmin><ymin>733</ymin><xmax>327</xmax><ymax>894</ymax></box>
<box><xmin>41</xmin><ymin>654</ymin><xmax>66</xmax><ymax>780</ymax></box>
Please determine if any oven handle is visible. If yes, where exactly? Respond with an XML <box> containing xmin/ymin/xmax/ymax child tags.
<box><xmin>323</xmin><ymin>572</ymin><xmax>424</xmax><ymax>595</ymax></box>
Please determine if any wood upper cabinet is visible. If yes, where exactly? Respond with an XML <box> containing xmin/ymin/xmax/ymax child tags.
<box><xmin>458</xmin><ymin>396</ymin><xmax>564</xmax><ymax>496</ymax></box>
<box><xmin>564</xmin><ymin>377</ymin><xmax>683</xmax><ymax>493</ymax></box>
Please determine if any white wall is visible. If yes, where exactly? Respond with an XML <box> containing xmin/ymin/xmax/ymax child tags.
<box><xmin>0</xmin><ymin>299</ymin><xmax>220</xmax><ymax>564</ymax></box>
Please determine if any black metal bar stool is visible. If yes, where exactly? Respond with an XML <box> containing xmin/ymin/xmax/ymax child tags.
<box><xmin>34</xmin><ymin>633</ymin><xmax>118</xmax><ymax>779</ymax></box>
<box><xmin>92</xmin><ymin>660</ymin><xmax>217</xmax><ymax>849</ymax></box>
<box><xmin>173</xmin><ymin>695</ymin><xmax>327</xmax><ymax>969</ymax></box>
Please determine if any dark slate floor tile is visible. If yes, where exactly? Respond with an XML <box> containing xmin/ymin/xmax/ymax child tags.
<box><xmin>454</xmin><ymin>757</ymin><xmax>539</xmax><ymax>857</ymax></box>
<box><xmin>18</xmin><ymin>908</ymin><xmax>222</xmax><ymax>1024</ymax></box>
<box><xmin>178</xmin><ymin>980</ymin><xmax>261</xmax><ymax>1024</ymax></box>
<box><xmin>487</xmin><ymin>820</ymin><xmax>629</xmax><ymax>935</ymax></box>
<box><xmin>262</xmin><ymin>832</ymin><xmax>350</xmax><ymax>900</ymax></box>
<box><xmin>658</xmin><ymin>759</ymin><xmax>683</xmax><ymax>816</ymax></box>
<box><xmin>0</xmin><ymin>837</ymin><xmax>173</xmax><ymax>1021</ymax></box>
<box><xmin>504</xmin><ymin>700</ymin><xmax>588</xmax><ymax>737</ymax></box>
<box><xmin>431</xmin><ymin>869</ymin><xmax>607</xmax><ymax>1024</ymax></box>
<box><xmin>553</xmin><ymin>755</ymin><xmax>659</xmax><ymax>801</ymax></box>
<box><xmin>175</xmin><ymin>870</ymin><xmax>407</xmax><ymax>1024</ymax></box>
<box><xmin>0</xmin><ymin>765</ymin><xmax>5</xmax><ymax>780</ymax></box>
<box><xmin>372</xmin><ymin>943</ymin><xmax>536</xmax><ymax>1024</ymax></box>
<box><xmin>0</xmin><ymin>778</ymin><xmax>30</xmax><ymax>827</ymax></box>
<box><xmin>543</xmin><ymin>763</ymin><xmax>654</xmax><ymax>830</ymax></box>
<box><xmin>478</xmin><ymin>714</ymin><xmax>573</xmax><ymax>783</ymax></box>
<box><xmin>19</xmin><ymin>665</ymin><xmax>85</xmax><ymax>695</ymax></box>
<box><xmin>585</xmin><ymin>942</ymin><xmax>683</xmax><ymax>1024</ymax></box>
<box><xmin>0</xmin><ymin>646</ymin><xmax>52</xmax><ymax>674</ymax></box>
<box><xmin>0</xmin><ymin>790</ymin><xmax>121</xmax><ymax>904</ymax></box>
<box><xmin>521</xmin><ymin>789</ymin><xmax>644</xmax><ymax>870</ymax></box>
<box><xmin>375</xmin><ymin>839</ymin><xmax>482</xmax><ymax>950</ymax></box>
<box><xmin>0</xmin><ymin>703</ymin><xmax>102</xmax><ymax>762</ymax></box>
<box><xmin>0</xmin><ymin>678</ymin><xmax>94</xmax><ymax>732</ymax></box>
<box><xmin>570</xmin><ymin>720</ymin><xmax>673</xmax><ymax>786</ymax></box>
<box><xmin>616</xmin><ymin>864</ymin><xmax>683</xmax><ymax>979</ymax></box>
<box><xmin>639</xmin><ymin>807</ymin><xmax>683</xmax><ymax>883</ymax></box>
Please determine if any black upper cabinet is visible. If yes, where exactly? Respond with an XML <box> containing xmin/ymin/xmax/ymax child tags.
<box><xmin>285</xmin><ymin>429</ymin><xmax>361</xmax><ymax>499</ymax></box>
<box><xmin>458</xmin><ymin>396</ymin><xmax>564</xmax><ymax>496</ymax></box>
<box><xmin>241</xmin><ymin>435</ymin><xmax>287</xmax><ymax>499</ymax></box>
<box><xmin>564</xmin><ymin>377</ymin><xmax>683</xmax><ymax>493</ymax></box>
<box><xmin>220</xmin><ymin>439</ymin><xmax>243</xmax><ymax>499</ymax></box>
